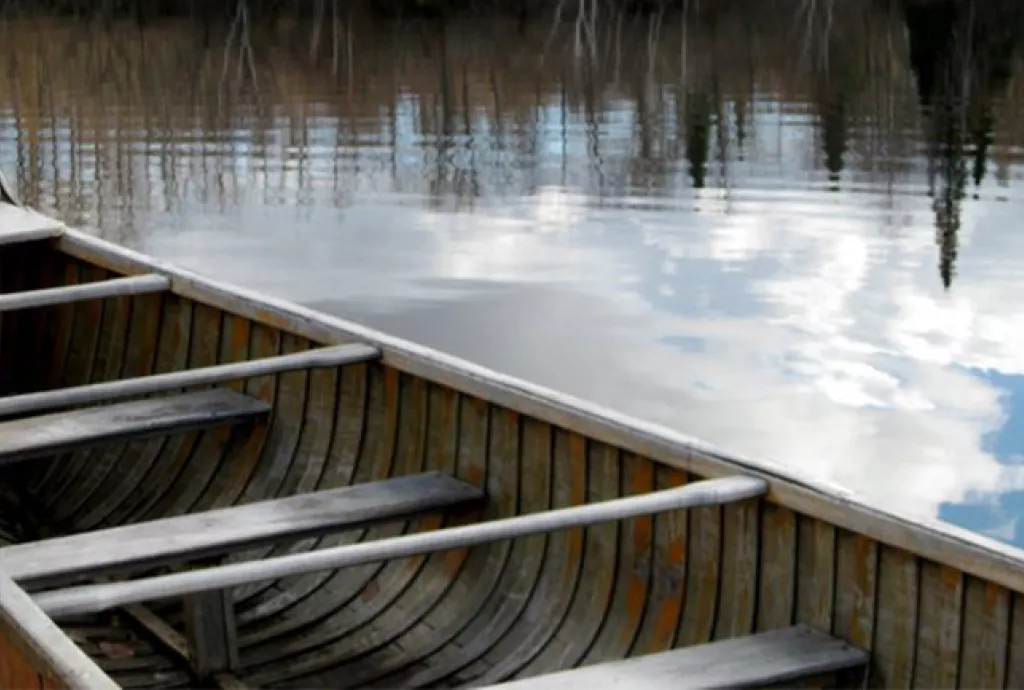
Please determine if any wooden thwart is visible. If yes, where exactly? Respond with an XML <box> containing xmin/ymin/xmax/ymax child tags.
<box><xmin>33</xmin><ymin>476</ymin><xmax>766</xmax><ymax>618</ymax></box>
<box><xmin>0</xmin><ymin>472</ymin><xmax>483</xmax><ymax>586</ymax></box>
<box><xmin>477</xmin><ymin>625</ymin><xmax>867</xmax><ymax>689</ymax></box>
<box><xmin>0</xmin><ymin>343</ymin><xmax>379</xmax><ymax>418</ymax></box>
<box><xmin>0</xmin><ymin>388</ymin><xmax>269</xmax><ymax>468</ymax></box>
<box><xmin>0</xmin><ymin>273</ymin><xmax>169</xmax><ymax>312</ymax></box>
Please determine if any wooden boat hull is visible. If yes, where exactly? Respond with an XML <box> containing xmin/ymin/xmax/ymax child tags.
<box><xmin>0</xmin><ymin>199</ymin><xmax>1021</xmax><ymax>688</ymax></box>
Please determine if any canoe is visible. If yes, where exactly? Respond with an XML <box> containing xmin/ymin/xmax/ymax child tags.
<box><xmin>0</xmin><ymin>178</ymin><xmax>1021</xmax><ymax>690</ymax></box>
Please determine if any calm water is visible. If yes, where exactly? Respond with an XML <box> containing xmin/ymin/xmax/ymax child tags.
<box><xmin>3</xmin><ymin>0</ymin><xmax>1024</xmax><ymax>545</ymax></box>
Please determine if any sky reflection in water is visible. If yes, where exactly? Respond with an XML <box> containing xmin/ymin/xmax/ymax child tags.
<box><xmin>2</xmin><ymin>0</ymin><xmax>1024</xmax><ymax>545</ymax></box>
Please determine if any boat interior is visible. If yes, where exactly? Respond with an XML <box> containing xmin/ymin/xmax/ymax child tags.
<box><xmin>0</xmin><ymin>197</ymin><xmax>1021</xmax><ymax>689</ymax></box>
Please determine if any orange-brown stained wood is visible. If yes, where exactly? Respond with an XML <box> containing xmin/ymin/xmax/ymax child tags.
<box><xmin>714</xmin><ymin>496</ymin><xmax>759</xmax><ymax>641</ymax></box>
<box><xmin>833</xmin><ymin>531</ymin><xmax>877</xmax><ymax>659</ymax></box>
<box><xmin>0</xmin><ymin>627</ymin><xmax>64</xmax><ymax>690</ymax></box>
<box><xmin>618</xmin><ymin>454</ymin><xmax>655</xmax><ymax>649</ymax></box>
<box><xmin>795</xmin><ymin>517</ymin><xmax>836</xmax><ymax>632</ymax></box>
<box><xmin>631</xmin><ymin>466</ymin><xmax>688</xmax><ymax>656</ymax></box>
<box><xmin>756</xmin><ymin>504</ymin><xmax>797</xmax><ymax>632</ymax></box>
<box><xmin>1005</xmin><ymin>594</ymin><xmax>1024</xmax><ymax>688</ymax></box>
<box><xmin>870</xmin><ymin>546</ymin><xmax>918</xmax><ymax>688</ymax></box>
<box><xmin>913</xmin><ymin>562</ymin><xmax>964</xmax><ymax>687</ymax></box>
<box><xmin>958</xmin><ymin>578</ymin><xmax>1010</xmax><ymax>688</ymax></box>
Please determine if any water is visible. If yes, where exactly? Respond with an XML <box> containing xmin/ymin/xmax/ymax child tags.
<box><xmin>2</xmin><ymin>0</ymin><xmax>1024</xmax><ymax>546</ymax></box>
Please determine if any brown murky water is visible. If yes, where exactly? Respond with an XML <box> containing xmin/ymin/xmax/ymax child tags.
<box><xmin>2</xmin><ymin>0</ymin><xmax>1024</xmax><ymax>544</ymax></box>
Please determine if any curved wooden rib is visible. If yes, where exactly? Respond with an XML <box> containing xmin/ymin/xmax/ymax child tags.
<box><xmin>1</xmin><ymin>250</ymin><xmax>1022</xmax><ymax>689</ymax></box>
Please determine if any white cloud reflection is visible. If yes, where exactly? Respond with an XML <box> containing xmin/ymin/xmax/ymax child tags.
<box><xmin>142</xmin><ymin>179</ymin><xmax>1024</xmax><ymax>533</ymax></box>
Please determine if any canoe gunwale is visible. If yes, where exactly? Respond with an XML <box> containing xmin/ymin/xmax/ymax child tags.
<box><xmin>0</xmin><ymin>210</ymin><xmax>1019</xmax><ymax>598</ymax></box>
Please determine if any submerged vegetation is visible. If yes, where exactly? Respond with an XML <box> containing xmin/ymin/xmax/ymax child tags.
<box><xmin>0</xmin><ymin>0</ymin><xmax>1022</xmax><ymax>287</ymax></box>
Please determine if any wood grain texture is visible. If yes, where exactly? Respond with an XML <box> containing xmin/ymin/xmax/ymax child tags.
<box><xmin>0</xmin><ymin>389</ymin><xmax>269</xmax><ymax>466</ymax></box>
<box><xmin>475</xmin><ymin>624</ymin><xmax>868</xmax><ymax>690</ymax></box>
<box><xmin>0</xmin><ymin>273</ymin><xmax>167</xmax><ymax>312</ymax></box>
<box><xmin>0</xmin><ymin>572</ymin><xmax>117</xmax><ymax>689</ymax></box>
<box><xmin>4</xmin><ymin>239</ymin><xmax>1024</xmax><ymax>689</ymax></box>
<box><xmin>0</xmin><ymin>472</ymin><xmax>481</xmax><ymax>586</ymax></box>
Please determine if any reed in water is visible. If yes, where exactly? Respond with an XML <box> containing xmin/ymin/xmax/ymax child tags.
<box><xmin>0</xmin><ymin>0</ymin><xmax>1022</xmax><ymax>286</ymax></box>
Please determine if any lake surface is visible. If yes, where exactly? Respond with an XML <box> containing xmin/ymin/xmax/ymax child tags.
<box><xmin>3</xmin><ymin>0</ymin><xmax>1024</xmax><ymax>546</ymax></box>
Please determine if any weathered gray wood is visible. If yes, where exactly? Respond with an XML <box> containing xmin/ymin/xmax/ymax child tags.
<box><xmin>474</xmin><ymin>624</ymin><xmax>867</xmax><ymax>690</ymax></box>
<box><xmin>34</xmin><ymin>476</ymin><xmax>767</xmax><ymax>618</ymax></box>
<box><xmin>52</xmin><ymin>225</ymin><xmax>1024</xmax><ymax>598</ymax></box>
<box><xmin>0</xmin><ymin>224</ymin><xmax>62</xmax><ymax>247</ymax></box>
<box><xmin>0</xmin><ymin>571</ymin><xmax>120</xmax><ymax>689</ymax></box>
<box><xmin>122</xmin><ymin>603</ymin><xmax>192</xmax><ymax>663</ymax></box>
<box><xmin>0</xmin><ymin>203</ymin><xmax>62</xmax><ymax>244</ymax></box>
<box><xmin>0</xmin><ymin>388</ymin><xmax>269</xmax><ymax>467</ymax></box>
<box><xmin>0</xmin><ymin>274</ymin><xmax>168</xmax><ymax>312</ymax></box>
<box><xmin>185</xmin><ymin>588</ymin><xmax>240</xmax><ymax>677</ymax></box>
<box><xmin>121</xmin><ymin>603</ymin><xmax>252</xmax><ymax>690</ymax></box>
<box><xmin>0</xmin><ymin>343</ymin><xmax>378</xmax><ymax>418</ymax></box>
<box><xmin>0</xmin><ymin>472</ymin><xmax>483</xmax><ymax>586</ymax></box>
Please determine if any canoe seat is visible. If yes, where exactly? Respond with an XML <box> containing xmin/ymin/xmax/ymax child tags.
<box><xmin>0</xmin><ymin>471</ymin><xmax>483</xmax><ymax>587</ymax></box>
<box><xmin>0</xmin><ymin>388</ymin><xmax>269</xmax><ymax>468</ymax></box>
<box><xmin>478</xmin><ymin>625</ymin><xmax>868</xmax><ymax>689</ymax></box>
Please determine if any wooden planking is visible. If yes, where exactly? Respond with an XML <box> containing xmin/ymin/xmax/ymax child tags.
<box><xmin>870</xmin><ymin>546</ymin><xmax>919</xmax><ymax>688</ymax></box>
<box><xmin>578</xmin><ymin>452</ymin><xmax>655</xmax><ymax>666</ymax></box>
<box><xmin>0</xmin><ymin>472</ymin><xmax>481</xmax><ymax>585</ymax></box>
<box><xmin>241</xmin><ymin>364</ymin><xmax>414</xmax><ymax>685</ymax></box>
<box><xmin>518</xmin><ymin>440</ymin><xmax>619</xmax><ymax>676</ymax></box>
<box><xmin>30</xmin><ymin>261</ymin><xmax>113</xmax><ymax>503</ymax></box>
<box><xmin>329</xmin><ymin>385</ymin><xmax>484</xmax><ymax>688</ymax></box>
<box><xmin>87</xmin><ymin>305</ymin><xmax>222</xmax><ymax>529</ymax></box>
<box><xmin>247</xmin><ymin>376</ymin><xmax>454</xmax><ymax>683</ymax></box>
<box><xmin>372</xmin><ymin>413</ymin><xmax>552</xmax><ymax>688</ymax></box>
<box><xmin>475</xmin><ymin>625</ymin><xmax>868</xmax><ymax>690</ymax></box>
<box><xmin>236</xmin><ymin>361</ymin><xmax>388</xmax><ymax>642</ymax></box>
<box><xmin>628</xmin><ymin>466</ymin><xmax>688</xmax><ymax>657</ymax></box>
<box><xmin>220</xmin><ymin>332</ymin><xmax>313</xmax><ymax>606</ymax></box>
<box><xmin>232</xmin><ymin>360</ymin><xmax>369</xmax><ymax>634</ymax></box>
<box><xmin>957</xmin><ymin>578</ymin><xmax>1010</xmax><ymax>688</ymax></box>
<box><xmin>1006</xmin><ymin>593</ymin><xmax>1024</xmax><ymax>687</ymax></box>
<box><xmin>71</xmin><ymin>301</ymin><xmax>221</xmax><ymax>531</ymax></box>
<box><xmin>674</xmin><ymin>499</ymin><xmax>721</xmax><ymax>648</ymax></box>
<box><xmin>227</xmin><ymin>334</ymin><xmax>341</xmax><ymax>607</ymax></box>
<box><xmin>48</xmin><ymin>286</ymin><xmax>191</xmax><ymax>528</ymax></box>
<box><xmin>756</xmin><ymin>503</ymin><xmax>798</xmax><ymax>632</ymax></box>
<box><xmin>0</xmin><ymin>388</ymin><xmax>269</xmax><ymax>466</ymax></box>
<box><xmin>795</xmin><ymin>517</ymin><xmax>837</xmax><ymax>632</ymax></box>
<box><xmin>30</xmin><ymin>281</ymin><xmax>163</xmax><ymax>515</ymax></box>
<box><xmin>912</xmin><ymin>562</ymin><xmax>964</xmax><ymax>687</ymax></box>
<box><xmin>460</xmin><ymin>429</ymin><xmax>588</xmax><ymax>686</ymax></box>
<box><xmin>52</xmin><ymin>270</ymin><xmax>138</xmax><ymax>528</ymax></box>
<box><xmin>713</xmin><ymin>496</ymin><xmax>760</xmax><ymax>641</ymax></box>
<box><xmin>180</xmin><ymin>323</ymin><xmax>281</xmax><ymax>518</ymax></box>
<box><xmin>301</xmin><ymin>394</ymin><xmax>517</xmax><ymax>687</ymax></box>
<box><xmin>832</xmin><ymin>529</ymin><xmax>878</xmax><ymax>681</ymax></box>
